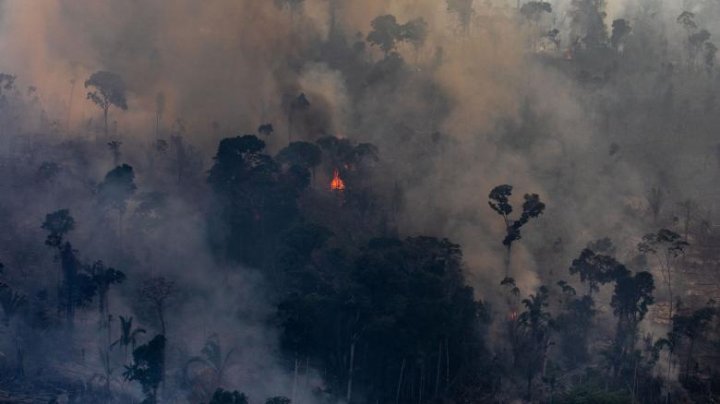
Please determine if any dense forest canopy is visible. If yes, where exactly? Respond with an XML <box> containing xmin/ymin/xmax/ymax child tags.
<box><xmin>1</xmin><ymin>0</ymin><xmax>720</xmax><ymax>403</ymax></box>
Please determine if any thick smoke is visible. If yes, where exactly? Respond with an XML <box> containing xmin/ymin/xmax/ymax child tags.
<box><xmin>2</xmin><ymin>0</ymin><xmax>720</xmax><ymax>402</ymax></box>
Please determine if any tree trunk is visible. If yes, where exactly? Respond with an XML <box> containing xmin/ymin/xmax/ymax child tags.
<box><xmin>418</xmin><ymin>361</ymin><xmax>424</xmax><ymax>404</ymax></box>
<box><xmin>346</xmin><ymin>339</ymin><xmax>356</xmax><ymax>404</ymax></box>
<box><xmin>67</xmin><ymin>81</ymin><xmax>76</xmax><ymax>132</ymax></box>
<box><xmin>103</xmin><ymin>107</ymin><xmax>109</xmax><ymax>139</ymax></box>
<box><xmin>292</xmin><ymin>355</ymin><xmax>299</xmax><ymax>404</ymax></box>
<box><xmin>685</xmin><ymin>338</ymin><xmax>696</xmax><ymax>380</ymax></box>
<box><xmin>434</xmin><ymin>341</ymin><xmax>442</xmax><ymax>397</ymax></box>
<box><xmin>287</xmin><ymin>111</ymin><xmax>293</xmax><ymax>145</ymax></box>
<box><xmin>445</xmin><ymin>337</ymin><xmax>450</xmax><ymax>395</ymax></box>
<box><xmin>504</xmin><ymin>245</ymin><xmax>512</xmax><ymax>278</ymax></box>
<box><xmin>396</xmin><ymin>357</ymin><xmax>406</xmax><ymax>404</ymax></box>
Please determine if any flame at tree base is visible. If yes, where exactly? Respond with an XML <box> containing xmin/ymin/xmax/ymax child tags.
<box><xmin>330</xmin><ymin>168</ymin><xmax>345</xmax><ymax>191</ymax></box>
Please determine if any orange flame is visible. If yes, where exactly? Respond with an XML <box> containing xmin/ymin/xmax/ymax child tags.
<box><xmin>330</xmin><ymin>168</ymin><xmax>345</xmax><ymax>191</ymax></box>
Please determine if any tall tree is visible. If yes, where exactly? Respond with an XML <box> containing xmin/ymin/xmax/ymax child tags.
<box><xmin>111</xmin><ymin>315</ymin><xmax>146</xmax><ymax>362</ymax></box>
<box><xmin>488</xmin><ymin>185</ymin><xmax>546</xmax><ymax>278</ymax></box>
<box><xmin>87</xmin><ymin>260</ymin><xmax>125</xmax><ymax>328</ymax></box>
<box><xmin>124</xmin><ymin>335</ymin><xmax>166</xmax><ymax>404</ymax></box>
<box><xmin>84</xmin><ymin>71</ymin><xmax>128</xmax><ymax>138</ymax></box>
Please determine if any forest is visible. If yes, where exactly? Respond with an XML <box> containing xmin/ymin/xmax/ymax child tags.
<box><xmin>1</xmin><ymin>0</ymin><xmax>720</xmax><ymax>403</ymax></box>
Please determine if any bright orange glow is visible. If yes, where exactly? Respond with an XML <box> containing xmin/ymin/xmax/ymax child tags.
<box><xmin>330</xmin><ymin>169</ymin><xmax>345</xmax><ymax>191</ymax></box>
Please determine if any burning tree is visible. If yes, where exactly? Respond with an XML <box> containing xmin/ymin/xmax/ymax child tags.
<box><xmin>330</xmin><ymin>168</ymin><xmax>345</xmax><ymax>191</ymax></box>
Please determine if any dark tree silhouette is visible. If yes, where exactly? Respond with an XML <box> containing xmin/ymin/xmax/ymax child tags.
<box><xmin>446</xmin><ymin>0</ymin><xmax>474</xmax><ymax>31</ymax></box>
<box><xmin>287</xmin><ymin>93</ymin><xmax>310</xmax><ymax>143</ymax></box>
<box><xmin>124</xmin><ymin>335</ymin><xmax>166</xmax><ymax>404</ymax></box>
<box><xmin>258</xmin><ymin>123</ymin><xmax>274</xmax><ymax>136</ymax></box>
<box><xmin>488</xmin><ymin>185</ymin><xmax>545</xmax><ymax>278</ymax></box>
<box><xmin>84</xmin><ymin>71</ymin><xmax>128</xmax><ymax>138</ymax></box>
<box><xmin>87</xmin><ymin>260</ymin><xmax>125</xmax><ymax>327</ymax></box>
<box><xmin>111</xmin><ymin>315</ymin><xmax>146</xmax><ymax>361</ymax></box>
<box><xmin>206</xmin><ymin>389</ymin><xmax>248</xmax><ymax>404</ymax></box>
<box><xmin>611</xmin><ymin>19</ymin><xmax>631</xmax><ymax>50</ymax></box>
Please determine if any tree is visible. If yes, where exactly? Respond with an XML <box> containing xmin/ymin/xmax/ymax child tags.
<box><xmin>208</xmin><ymin>135</ymin><xmax>309</xmax><ymax>266</ymax></box>
<box><xmin>99</xmin><ymin>164</ymin><xmax>137</xmax><ymax>208</ymax></box>
<box><xmin>515</xmin><ymin>286</ymin><xmax>553</xmax><ymax>400</ymax></box>
<box><xmin>140</xmin><ymin>277</ymin><xmax>174</xmax><ymax>335</ymax></box>
<box><xmin>569</xmin><ymin>242</ymin><xmax>625</xmax><ymax>296</ymax></box>
<box><xmin>520</xmin><ymin>2</ymin><xmax>552</xmax><ymax>23</ymax></box>
<box><xmin>400</xmin><ymin>18</ymin><xmax>429</xmax><ymax>51</ymax></box>
<box><xmin>107</xmin><ymin>140</ymin><xmax>122</xmax><ymax>166</ymax></box>
<box><xmin>676</xmin><ymin>11</ymin><xmax>697</xmax><ymax>33</ymax></box>
<box><xmin>183</xmin><ymin>334</ymin><xmax>235</xmax><ymax>403</ymax></box>
<box><xmin>207</xmin><ymin>389</ymin><xmax>248</xmax><ymax>404</ymax></box>
<box><xmin>367</xmin><ymin>15</ymin><xmax>403</xmax><ymax>55</ymax></box>
<box><xmin>42</xmin><ymin>210</ymin><xmax>95</xmax><ymax>327</ymax></box>
<box><xmin>0</xmin><ymin>287</ymin><xmax>26</xmax><ymax>326</ymax></box>
<box><xmin>555</xmin><ymin>290</ymin><xmax>595</xmax><ymax>366</ymax></box>
<box><xmin>446</xmin><ymin>0</ymin><xmax>474</xmax><ymax>31</ymax></box>
<box><xmin>87</xmin><ymin>261</ymin><xmax>125</xmax><ymax>327</ymax></box>
<box><xmin>569</xmin><ymin>0</ymin><xmax>608</xmax><ymax>49</ymax></box>
<box><xmin>265</xmin><ymin>397</ymin><xmax>291</xmax><ymax>404</ymax></box>
<box><xmin>274</xmin><ymin>0</ymin><xmax>304</xmax><ymax>19</ymax></box>
<box><xmin>85</xmin><ymin>71</ymin><xmax>128</xmax><ymax>138</ymax></box>
<box><xmin>98</xmin><ymin>164</ymin><xmax>137</xmax><ymax>222</ymax></box>
<box><xmin>287</xmin><ymin>93</ymin><xmax>310</xmax><ymax>143</ymax></box>
<box><xmin>704</xmin><ymin>42</ymin><xmax>717</xmax><ymax>75</ymax></box>
<box><xmin>258</xmin><ymin>123</ymin><xmax>274</xmax><ymax>136</ymax></box>
<box><xmin>689</xmin><ymin>30</ymin><xmax>711</xmax><ymax>69</ymax></box>
<box><xmin>610</xmin><ymin>19</ymin><xmax>631</xmax><ymax>51</ymax></box>
<box><xmin>276</xmin><ymin>141</ymin><xmax>322</xmax><ymax>181</ymax></box>
<box><xmin>646</xmin><ymin>187</ymin><xmax>664</xmax><ymax>223</ymax></box>
<box><xmin>608</xmin><ymin>270</ymin><xmax>654</xmax><ymax>379</ymax></box>
<box><xmin>488</xmin><ymin>185</ymin><xmax>546</xmax><ymax>278</ymax></box>
<box><xmin>367</xmin><ymin>15</ymin><xmax>429</xmax><ymax>56</ymax></box>
<box><xmin>41</xmin><ymin>209</ymin><xmax>75</xmax><ymax>248</ymax></box>
<box><xmin>671</xmin><ymin>306</ymin><xmax>715</xmax><ymax>380</ymax></box>
<box><xmin>124</xmin><ymin>335</ymin><xmax>165</xmax><ymax>404</ymax></box>
<box><xmin>638</xmin><ymin>229</ymin><xmax>688</xmax><ymax>323</ymax></box>
<box><xmin>155</xmin><ymin>92</ymin><xmax>165</xmax><ymax>139</ymax></box>
<box><xmin>111</xmin><ymin>315</ymin><xmax>146</xmax><ymax>361</ymax></box>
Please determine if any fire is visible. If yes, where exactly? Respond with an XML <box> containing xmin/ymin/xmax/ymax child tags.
<box><xmin>330</xmin><ymin>168</ymin><xmax>345</xmax><ymax>191</ymax></box>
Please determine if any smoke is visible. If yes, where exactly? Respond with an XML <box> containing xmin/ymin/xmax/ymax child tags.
<box><xmin>3</xmin><ymin>0</ymin><xmax>720</xmax><ymax>400</ymax></box>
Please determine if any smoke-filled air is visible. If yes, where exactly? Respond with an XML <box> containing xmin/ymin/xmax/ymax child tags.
<box><xmin>2</xmin><ymin>0</ymin><xmax>720</xmax><ymax>402</ymax></box>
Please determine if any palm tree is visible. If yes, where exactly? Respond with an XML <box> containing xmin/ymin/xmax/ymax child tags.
<box><xmin>111</xmin><ymin>315</ymin><xmax>146</xmax><ymax>362</ymax></box>
<box><xmin>183</xmin><ymin>334</ymin><xmax>235</xmax><ymax>403</ymax></box>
